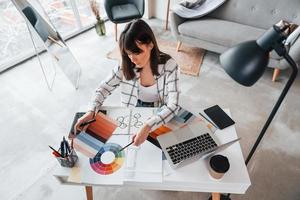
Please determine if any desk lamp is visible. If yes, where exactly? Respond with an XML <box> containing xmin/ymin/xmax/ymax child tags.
<box><xmin>218</xmin><ymin>21</ymin><xmax>298</xmax><ymax>199</ymax></box>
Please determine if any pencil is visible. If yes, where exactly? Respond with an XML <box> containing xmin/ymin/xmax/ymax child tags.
<box><xmin>48</xmin><ymin>145</ymin><xmax>63</xmax><ymax>157</ymax></box>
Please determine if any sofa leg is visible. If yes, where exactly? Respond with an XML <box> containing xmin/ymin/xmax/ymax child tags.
<box><xmin>114</xmin><ymin>24</ymin><xmax>118</xmax><ymax>41</ymax></box>
<box><xmin>272</xmin><ymin>68</ymin><xmax>280</xmax><ymax>82</ymax></box>
<box><xmin>176</xmin><ymin>41</ymin><xmax>182</xmax><ymax>52</ymax></box>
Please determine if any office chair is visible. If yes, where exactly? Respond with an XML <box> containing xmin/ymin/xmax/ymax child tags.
<box><xmin>104</xmin><ymin>0</ymin><xmax>145</xmax><ymax>41</ymax></box>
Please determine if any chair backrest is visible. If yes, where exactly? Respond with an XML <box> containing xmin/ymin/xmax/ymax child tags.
<box><xmin>129</xmin><ymin>0</ymin><xmax>144</xmax><ymax>16</ymax></box>
<box><xmin>104</xmin><ymin>0</ymin><xmax>144</xmax><ymax>21</ymax></box>
<box><xmin>208</xmin><ymin>0</ymin><xmax>300</xmax><ymax>29</ymax></box>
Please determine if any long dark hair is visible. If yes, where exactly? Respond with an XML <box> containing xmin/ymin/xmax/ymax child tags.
<box><xmin>119</xmin><ymin>19</ymin><xmax>170</xmax><ymax>80</ymax></box>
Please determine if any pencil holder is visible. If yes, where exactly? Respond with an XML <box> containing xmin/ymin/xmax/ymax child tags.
<box><xmin>56</xmin><ymin>149</ymin><xmax>78</xmax><ymax>168</ymax></box>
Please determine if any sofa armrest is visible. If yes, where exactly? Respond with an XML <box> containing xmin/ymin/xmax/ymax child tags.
<box><xmin>170</xmin><ymin>11</ymin><xmax>187</xmax><ymax>40</ymax></box>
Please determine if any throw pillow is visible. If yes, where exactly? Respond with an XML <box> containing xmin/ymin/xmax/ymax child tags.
<box><xmin>172</xmin><ymin>0</ymin><xmax>227</xmax><ymax>19</ymax></box>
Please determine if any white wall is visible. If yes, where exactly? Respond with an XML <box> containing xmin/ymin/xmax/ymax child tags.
<box><xmin>148</xmin><ymin>0</ymin><xmax>181</xmax><ymax>20</ymax></box>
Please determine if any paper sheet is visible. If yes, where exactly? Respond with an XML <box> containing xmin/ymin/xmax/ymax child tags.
<box><xmin>163</xmin><ymin>160</ymin><xmax>175</xmax><ymax>176</ymax></box>
<box><xmin>106</xmin><ymin>107</ymin><xmax>132</xmax><ymax>135</ymax></box>
<box><xmin>79</xmin><ymin>135</ymin><xmax>129</xmax><ymax>185</ymax></box>
<box><xmin>128</xmin><ymin>108</ymin><xmax>157</xmax><ymax>134</ymax></box>
<box><xmin>68</xmin><ymin>166</ymin><xmax>81</xmax><ymax>183</ymax></box>
<box><xmin>124</xmin><ymin>141</ymin><xmax>162</xmax><ymax>183</ymax></box>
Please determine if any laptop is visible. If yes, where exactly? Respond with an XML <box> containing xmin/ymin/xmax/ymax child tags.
<box><xmin>157</xmin><ymin>120</ymin><xmax>240</xmax><ymax>169</ymax></box>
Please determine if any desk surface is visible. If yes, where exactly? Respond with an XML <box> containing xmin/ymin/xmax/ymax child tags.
<box><xmin>54</xmin><ymin>108</ymin><xmax>251</xmax><ymax>194</ymax></box>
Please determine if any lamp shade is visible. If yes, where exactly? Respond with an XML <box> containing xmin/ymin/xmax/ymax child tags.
<box><xmin>220</xmin><ymin>41</ymin><xmax>269</xmax><ymax>86</ymax></box>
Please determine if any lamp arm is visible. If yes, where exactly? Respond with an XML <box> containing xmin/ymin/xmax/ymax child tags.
<box><xmin>245</xmin><ymin>53</ymin><xmax>298</xmax><ymax>165</ymax></box>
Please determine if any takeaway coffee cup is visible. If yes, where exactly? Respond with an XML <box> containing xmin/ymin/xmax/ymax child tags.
<box><xmin>208</xmin><ymin>154</ymin><xmax>230</xmax><ymax>180</ymax></box>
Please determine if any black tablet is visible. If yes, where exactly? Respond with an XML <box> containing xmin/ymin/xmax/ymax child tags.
<box><xmin>204</xmin><ymin>105</ymin><xmax>235</xmax><ymax>129</ymax></box>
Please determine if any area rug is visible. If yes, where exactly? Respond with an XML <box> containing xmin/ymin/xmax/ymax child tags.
<box><xmin>107</xmin><ymin>39</ymin><xmax>205</xmax><ymax>76</ymax></box>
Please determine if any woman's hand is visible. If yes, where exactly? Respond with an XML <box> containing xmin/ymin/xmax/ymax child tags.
<box><xmin>74</xmin><ymin>111</ymin><xmax>95</xmax><ymax>134</ymax></box>
<box><xmin>132</xmin><ymin>124</ymin><xmax>151</xmax><ymax>146</ymax></box>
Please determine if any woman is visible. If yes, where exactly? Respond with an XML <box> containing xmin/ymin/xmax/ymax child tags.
<box><xmin>75</xmin><ymin>19</ymin><xmax>180</xmax><ymax>146</ymax></box>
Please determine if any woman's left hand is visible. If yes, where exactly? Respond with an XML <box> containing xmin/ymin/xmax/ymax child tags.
<box><xmin>132</xmin><ymin>124</ymin><xmax>151</xmax><ymax>146</ymax></box>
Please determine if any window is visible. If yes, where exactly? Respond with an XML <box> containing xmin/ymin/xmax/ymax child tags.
<box><xmin>0</xmin><ymin>1</ymin><xmax>34</xmax><ymax>71</ymax></box>
<box><xmin>0</xmin><ymin>0</ymin><xmax>106</xmax><ymax>72</ymax></box>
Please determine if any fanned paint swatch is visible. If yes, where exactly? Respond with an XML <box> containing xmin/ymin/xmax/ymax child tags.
<box><xmin>89</xmin><ymin>143</ymin><xmax>125</xmax><ymax>175</ymax></box>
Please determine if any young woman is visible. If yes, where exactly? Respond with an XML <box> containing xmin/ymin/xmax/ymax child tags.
<box><xmin>75</xmin><ymin>19</ymin><xmax>180</xmax><ymax>146</ymax></box>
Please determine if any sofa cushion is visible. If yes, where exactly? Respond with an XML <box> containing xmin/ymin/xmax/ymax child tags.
<box><xmin>178</xmin><ymin>17</ymin><xmax>266</xmax><ymax>48</ymax></box>
<box><xmin>207</xmin><ymin>0</ymin><xmax>300</xmax><ymax>30</ymax></box>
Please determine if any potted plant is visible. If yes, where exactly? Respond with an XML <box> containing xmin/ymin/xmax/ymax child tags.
<box><xmin>90</xmin><ymin>0</ymin><xmax>106</xmax><ymax>36</ymax></box>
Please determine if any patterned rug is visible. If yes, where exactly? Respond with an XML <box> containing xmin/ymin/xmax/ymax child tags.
<box><xmin>107</xmin><ymin>39</ymin><xmax>205</xmax><ymax>76</ymax></box>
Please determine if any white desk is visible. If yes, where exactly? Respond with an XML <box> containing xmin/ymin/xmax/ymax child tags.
<box><xmin>53</xmin><ymin>109</ymin><xmax>250</xmax><ymax>200</ymax></box>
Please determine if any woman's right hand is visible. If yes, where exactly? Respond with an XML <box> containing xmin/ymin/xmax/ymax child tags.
<box><xmin>74</xmin><ymin>111</ymin><xmax>95</xmax><ymax>134</ymax></box>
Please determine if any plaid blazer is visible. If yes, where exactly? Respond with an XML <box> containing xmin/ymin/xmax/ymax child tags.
<box><xmin>90</xmin><ymin>58</ymin><xmax>180</xmax><ymax>130</ymax></box>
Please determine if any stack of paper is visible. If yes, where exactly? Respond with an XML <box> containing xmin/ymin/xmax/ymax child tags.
<box><xmin>124</xmin><ymin>141</ymin><xmax>162</xmax><ymax>183</ymax></box>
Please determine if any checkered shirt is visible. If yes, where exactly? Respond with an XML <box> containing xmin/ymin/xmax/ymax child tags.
<box><xmin>90</xmin><ymin>58</ymin><xmax>180</xmax><ymax>130</ymax></box>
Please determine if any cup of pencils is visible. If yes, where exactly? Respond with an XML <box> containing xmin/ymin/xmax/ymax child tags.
<box><xmin>49</xmin><ymin>136</ymin><xmax>78</xmax><ymax>168</ymax></box>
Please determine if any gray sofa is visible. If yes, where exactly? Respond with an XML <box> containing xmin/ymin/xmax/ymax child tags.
<box><xmin>170</xmin><ymin>0</ymin><xmax>300</xmax><ymax>81</ymax></box>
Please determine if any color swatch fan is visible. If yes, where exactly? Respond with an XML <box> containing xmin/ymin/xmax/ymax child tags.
<box><xmin>147</xmin><ymin>108</ymin><xmax>196</xmax><ymax>148</ymax></box>
<box><xmin>73</xmin><ymin>112</ymin><xmax>118</xmax><ymax>158</ymax></box>
<box><xmin>90</xmin><ymin>143</ymin><xmax>125</xmax><ymax>175</ymax></box>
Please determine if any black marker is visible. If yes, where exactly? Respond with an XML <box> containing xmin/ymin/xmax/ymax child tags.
<box><xmin>80</xmin><ymin>119</ymin><xmax>96</xmax><ymax>127</ymax></box>
<box><xmin>119</xmin><ymin>141</ymin><xmax>134</xmax><ymax>152</ymax></box>
<box><xmin>73</xmin><ymin>119</ymin><xmax>97</xmax><ymax>136</ymax></box>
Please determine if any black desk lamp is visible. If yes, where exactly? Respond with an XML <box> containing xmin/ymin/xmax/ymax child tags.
<box><xmin>217</xmin><ymin>21</ymin><xmax>298</xmax><ymax>199</ymax></box>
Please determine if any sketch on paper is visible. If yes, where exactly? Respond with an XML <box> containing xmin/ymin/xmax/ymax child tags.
<box><xmin>116</xmin><ymin>113</ymin><xmax>143</xmax><ymax>129</ymax></box>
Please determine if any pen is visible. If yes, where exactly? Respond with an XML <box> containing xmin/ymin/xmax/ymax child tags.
<box><xmin>64</xmin><ymin>138</ymin><xmax>71</xmax><ymax>154</ymax></box>
<box><xmin>80</xmin><ymin>119</ymin><xmax>96</xmax><ymax>127</ymax></box>
<box><xmin>48</xmin><ymin>145</ymin><xmax>63</xmax><ymax>157</ymax></box>
<box><xmin>52</xmin><ymin>151</ymin><xmax>61</xmax><ymax>157</ymax></box>
<box><xmin>119</xmin><ymin>141</ymin><xmax>134</xmax><ymax>152</ymax></box>
<box><xmin>62</xmin><ymin>137</ymin><xmax>69</xmax><ymax>157</ymax></box>
<box><xmin>73</xmin><ymin>119</ymin><xmax>97</xmax><ymax>136</ymax></box>
<box><xmin>60</xmin><ymin>141</ymin><xmax>65</xmax><ymax>158</ymax></box>
<box><xmin>199</xmin><ymin>112</ymin><xmax>218</xmax><ymax>129</ymax></box>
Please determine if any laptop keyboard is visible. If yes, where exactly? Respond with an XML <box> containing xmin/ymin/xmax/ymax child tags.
<box><xmin>166</xmin><ymin>133</ymin><xmax>218</xmax><ymax>164</ymax></box>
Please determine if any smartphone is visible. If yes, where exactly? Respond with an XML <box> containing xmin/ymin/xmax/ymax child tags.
<box><xmin>204</xmin><ymin>105</ymin><xmax>235</xmax><ymax>129</ymax></box>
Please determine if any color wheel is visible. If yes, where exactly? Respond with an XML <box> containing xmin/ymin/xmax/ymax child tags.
<box><xmin>89</xmin><ymin>143</ymin><xmax>125</xmax><ymax>175</ymax></box>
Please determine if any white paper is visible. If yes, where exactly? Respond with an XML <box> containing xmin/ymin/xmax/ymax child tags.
<box><xmin>105</xmin><ymin>107</ymin><xmax>156</xmax><ymax>135</ymax></box>
<box><xmin>79</xmin><ymin>135</ymin><xmax>129</xmax><ymax>185</ymax></box>
<box><xmin>124</xmin><ymin>141</ymin><xmax>162</xmax><ymax>183</ymax></box>
<box><xmin>129</xmin><ymin>108</ymin><xmax>157</xmax><ymax>134</ymax></box>
<box><xmin>106</xmin><ymin>107</ymin><xmax>132</xmax><ymax>135</ymax></box>
<box><xmin>163</xmin><ymin>160</ymin><xmax>175</xmax><ymax>176</ymax></box>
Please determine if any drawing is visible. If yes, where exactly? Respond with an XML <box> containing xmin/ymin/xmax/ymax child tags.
<box><xmin>115</xmin><ymin>113</ymin><xmax>144</xmax><ymax>129</ymax></box>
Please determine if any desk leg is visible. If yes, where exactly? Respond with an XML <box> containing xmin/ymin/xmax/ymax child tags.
<box><xmin>85</xmin><ymin>186</ymin><xmax>93</xmax><ymax>200</ymax></box>
<box><xmin>165</xmin><ymin>0</ymin><xmax>171</xmax><ymax>30</ymax></box>
<box><xmin>212</xmin><ymin>192</ymin><xmax>221</xmax><ymax>200</ymax></box>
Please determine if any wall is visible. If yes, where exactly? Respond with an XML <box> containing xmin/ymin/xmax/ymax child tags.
<box><xmin>148</xmin><ymin>0</ymin><xmax>181</xmax><ymax>20</ymax></box>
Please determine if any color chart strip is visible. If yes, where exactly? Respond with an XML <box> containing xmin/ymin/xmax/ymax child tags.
<box><xmin>87</xmin><ymin>112</ymin><xmax>118</xmax><ymax>143</ymax></box>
